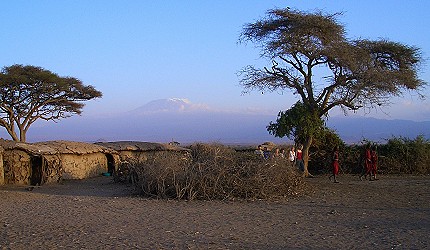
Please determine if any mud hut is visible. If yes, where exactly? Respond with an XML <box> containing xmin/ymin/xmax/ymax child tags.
<box><xmin>33</xmin><ymin>141</ymin><xmax>119</xmax><ymax>181</ymax></box>
<box><xmin>94</xmin><ymin>141</ymin><xmax>190</xmax><ymax>164</ymax></box>
<box><xmin>94</xmin><ymin>141</ymin><xmax>191</xmax><ymax>183</ymax></box>
<box><xmin>0</xmin><ymin>139</ymin><xmax>58</xmax><ymax>185</ymax></box>
<box><xmin>0</xmin><ymin>139</ymin><xmax>119</xmax><ymax>185</ymax></box>
<box><xmin>0</xmin><ymin>145</ymin><xmax>4</xmax><ymax>185</ymax></box>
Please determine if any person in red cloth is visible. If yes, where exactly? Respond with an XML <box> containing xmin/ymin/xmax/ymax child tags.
<box><xmin>296</xmin><ymin>145</ymin><xmax>304</xmax><ymax>172</ymax></box>
<box><xmin>360</xmin><ymin>145</ymin><xmax>372</xmax><ymax>181</ymax></box>
<box><xmin>371</xmin><ymin>146</ymin><xmax>378</xmax><ymax>180</ymax></box>
<box><xmin>329</xmin><ymin>146</ymin><xmax>340</xmax><ymax>183</ymax></box>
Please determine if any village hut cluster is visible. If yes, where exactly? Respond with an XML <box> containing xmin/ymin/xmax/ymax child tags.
<box><xmin>0</xmin><ymin>139</ymin><xmax>190</xmax><ymax>186</ymax></box>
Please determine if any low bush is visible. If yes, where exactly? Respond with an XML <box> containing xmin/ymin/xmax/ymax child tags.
<box><xmin>126</xmin><ymin>143</ymin><xmax>308</xmax><ymax>201</ymax></box>
<box><xmin>308</xmin><ymin>135</ymin><xmax>430</xmax><ymax>175</ymax></box>
<box><xmin>378</xmin><ymin>135</ymin><xmax>430</xmax><ymax>174</ymax></box>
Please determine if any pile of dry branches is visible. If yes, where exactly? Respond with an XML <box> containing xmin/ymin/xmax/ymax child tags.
<box><xmin>122</xmin><ymin>143</ymin><xmax>309</xmax><ymax>201</ymax></box>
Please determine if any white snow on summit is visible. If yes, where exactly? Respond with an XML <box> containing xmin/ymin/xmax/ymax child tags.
<box><xmin>131</xmin><ymin>98</ymin><xmax>211</xmax><ymax>114</ymax></box>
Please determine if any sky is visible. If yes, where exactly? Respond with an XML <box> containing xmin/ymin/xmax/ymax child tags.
<box><xmin>1</xmin><ymin>0</ymin><xmax>430</xmax><ymax>123</ymax></box>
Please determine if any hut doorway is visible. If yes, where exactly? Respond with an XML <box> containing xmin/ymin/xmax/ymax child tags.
<box><xmin>30</xmin><ymin>156</ymin><xmax>44</xmax><ymax>186</ymax></box>
<box><xmin>106</xmin><ymin>154</ymin><xmax>115</xmax><ymax>175</ymax></box>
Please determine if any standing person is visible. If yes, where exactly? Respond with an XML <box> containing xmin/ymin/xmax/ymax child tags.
<box><xmin>288</xmin><ymin>146</ymin><xmax>296</xmax><ymax>167</ymax></box>
<box><xmin>296</xmin><ymin>145</ymin><xmax>304</xmax><ymax>172</ymax></box>
<box><xmin>255</xmin><ymin>145</ymin><xmax>264</xmax><ymax>158</ymax></box>
<box><xmin>329</xmin><ymin>146</ymin><xmax>340</xmax><ymax>183</ymax></box>
<box><xmin>360</xmin><ymin>145</ymin><xmax>372</xmax><ymax>181</ymax></box>
<box><xmin>263</xmin><ymin>146</ymin><xmax>271</xmax><ymax>160</ymax></box>
<box><xmin>272</xmin><ymin>148</ymin><xmax>284</xmax><ymax>158</ymax></box>
<box><xmin>281</xmin><ymin>149</ymin><xmax>287</xmax><ymax>158</ymax></box>
<box><xmin>371</xmin><ymin>146</ymin><xmax>378</xmax><ymax>180</ymax></box>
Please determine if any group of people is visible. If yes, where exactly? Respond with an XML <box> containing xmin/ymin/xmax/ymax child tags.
<box><xmin>254</xmin><ymin>144</ymin><xmax>305</xmax><ymax>171</ymax></box>
<box><xmin>359</xmin><ymin>145</ymin><xmax>378</xmax><ymax>181</ymax></box>
<box><xmin>286</xmin><ymin>145</ymin><xmax>304</xmax><ymax>171</ymax></box>
<box><xmin>329</xmin><ymin>144</ymin><xmax>379</xmax><ymax>183</ymax></box>
<box><xmin>255</xmin><ymin>143</ymin><xmax>379</xmax><ymax>184</ymax></box>
<box><xmin>254</xmin><ymin>145</ymin><xmax>272</xmax><ymax>160</ymax></box>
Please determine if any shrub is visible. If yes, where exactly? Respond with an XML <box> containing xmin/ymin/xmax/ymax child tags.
<box><xmin>314</xmin><ymin>135</ymin><xmax>430</xmax><ymax>175</ymax></box>
<box><xmin>307</xmin><ymin>128</ymin><xmax>346</xmax><ymax>174</ymax></box>
<box><xmin>129</xmin><ymin>143</ymin><xmax>308</xmax><ymax>200</ymax></box>
<box><xmin>378</xmin><ymin>135</ymin><xmax>430</xmax><ymax>174</ymax></box>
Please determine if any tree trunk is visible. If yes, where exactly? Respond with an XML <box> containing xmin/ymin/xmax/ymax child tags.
<box><xmin>302</xmin><ymin>136</ymin><xmax>313</xmax><ymax>177</ymax></box>
<box><xmin>19</xmin><ymin>128</ymin><xmax>26</xmax><ymax>142</ymax></box>
<box><xmin>20</xmin><ymin>134</ymin><xmax>26</xmax><ymax>142</ymax></box>
<box><xmin>10</xmin><ymin>131</ymin><xmax>19</xmax><ymax>142</ymax></box>
<box><xmin>6</xmin><ymin>125</ymin><xmax>19</xmax><ymax>142</ymax></box>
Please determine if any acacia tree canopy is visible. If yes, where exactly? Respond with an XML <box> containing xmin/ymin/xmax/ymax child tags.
<box><xmin>0</xmin><ymin>64</ymin><xmax>102</xmax><ymax>142</ymax></box>
<box><xmin>267</xmin><ymin>101</ymin><xmax>324</xmax><ymax>142</ymax></box>
<box><xmin>239</xmin><ymin>8</ymin><xmax>426</xmax><ymax>176</ymax></box>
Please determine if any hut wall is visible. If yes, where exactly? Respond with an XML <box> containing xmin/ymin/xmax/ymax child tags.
<box><xmin>117</xmin><ymin>151</ymin><xmax>148</xmax><ymax>164</ymax></box>
<box><xmin>60</xmin><ymin>152</ymin><xmax>108</xmax><ymax>179</ymax></box>
<box><xmin>42</xmin><ymin>155</ymin><xmax>63</xmax><ymax>184</ymax></box>
<box><xmin>0</xmin><ymin>152</ymin><xmax>4</xmax><ymax>185</ymax></box>
<box><xmin>3</xmin><ymin>150</ymin><xmax>31</xmax><ymax>185</ymax></box>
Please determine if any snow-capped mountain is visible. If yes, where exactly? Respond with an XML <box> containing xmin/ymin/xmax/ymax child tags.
<box><xmin>131</xmin><ymin>98</ymin><xmax>211</xmax><ymax>114</ymax></box>
<box><xmin>6</xmin><ymin>98</ymin><xmax>429</xmax><ymax>144</ymax></box>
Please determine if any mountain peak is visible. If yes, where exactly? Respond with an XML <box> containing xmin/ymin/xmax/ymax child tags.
<box><xmin>131</xmin><ymin>98</ymin><xmax>210</xmax><ymax>114</ymax></box>
<box><xmin>168</xmin><ymin>98</ymin><xmax>191</xmax><ymax>104</ymax></box>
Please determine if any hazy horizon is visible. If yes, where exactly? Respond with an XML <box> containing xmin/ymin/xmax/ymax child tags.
<box><xmin>1</xmin><ymin>98</ymin><xmax>427</xmax><ymax>145</ymax></box>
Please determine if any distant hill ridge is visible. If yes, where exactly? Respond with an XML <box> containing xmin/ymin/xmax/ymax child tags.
<box><xmin>3</xmin><ymin>98</ymin><xmax>428</xmax><ymax>144</ymax></box>
<box><xmin>327</xmin><ymin>116</ymin><xmax>430</xmax><ymax>143</ymax></box>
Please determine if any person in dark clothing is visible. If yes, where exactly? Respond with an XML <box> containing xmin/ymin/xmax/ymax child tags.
<box><xmin>360</xmin><ymin>145</ymin><xmax>372</xmax><ymax>181</ymax></box>
<box><xmin>371</xmin><ymin>146</ymin><xmax>378</xmax><ymax>180</ymax></box>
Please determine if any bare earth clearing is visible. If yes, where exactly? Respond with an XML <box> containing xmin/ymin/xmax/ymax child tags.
<box><xmin>1</xmin><ymin>175</ymin><xmax>429</xmax><ymax>249</ymax></box>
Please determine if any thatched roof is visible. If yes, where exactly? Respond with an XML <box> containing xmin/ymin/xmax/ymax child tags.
<box><xmin>34</xmin><ymin>141</ymin><xmax>118</xmax><ymax>155</ymax></box>
<box><xmin>0</xmin><ymin>139</ymin><xmax>57</xmax><ymax>155</ymax></box>
<box><xmin>0</xmin><ymin>139</ymin><xmax>117</xmax><ymax>155</ymax></box>
<box><xmin>0</xmin><ymin>139</ymin><xmax>189</xmax><ymax>156</ymax></box>
<box><xmin>95</xmin><ymin>141</ymin><xmax>190</xmax><ymax>152</ymax></box>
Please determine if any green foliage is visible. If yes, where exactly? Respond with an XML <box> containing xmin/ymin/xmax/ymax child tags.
<box><xmin>378</xmin><ymin>135</ymin><xmax>430</xmax><ymax>174</ymax></box>
<box><xmin>325</xmin><ymin>135</ymin><xmax>430</xmax><ymax>175</ymax></box>
<box><xmin>307</xmin><ymin>128</ymin><xmax>345</xmax><ymax>173</ymax></box>
<box><xmin>267</xmin><ymin>101</ymin><xmax>325</xmax><ymax>142</ymax></box>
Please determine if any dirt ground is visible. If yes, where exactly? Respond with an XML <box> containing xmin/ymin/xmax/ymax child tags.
<box><xmin>1</xmin><ymin>174</ymin><xmax>429</xmax><ymax>249</ymax></box>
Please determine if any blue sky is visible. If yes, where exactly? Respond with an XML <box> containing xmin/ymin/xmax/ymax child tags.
<box><xmin>1</xmin><ymin>0</ymin><xmax>429</xmax><ymax>121</ymax></box>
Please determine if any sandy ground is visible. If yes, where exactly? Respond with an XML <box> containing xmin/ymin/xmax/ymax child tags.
<box><xmin>1</xmin><ymin>174</ymin><xmax>429</xmax><ymax>249</ymax></box>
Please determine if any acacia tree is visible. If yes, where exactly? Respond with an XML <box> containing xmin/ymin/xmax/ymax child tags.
<box><xmin>0</xmin><ymin>64</ymin><xmax>102</xmax><ymax>142</ymax></box>
<box><xmin>239</xmin><ymin>9</ymin><xmax>426</xmax><ymax>176</ymax></box>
